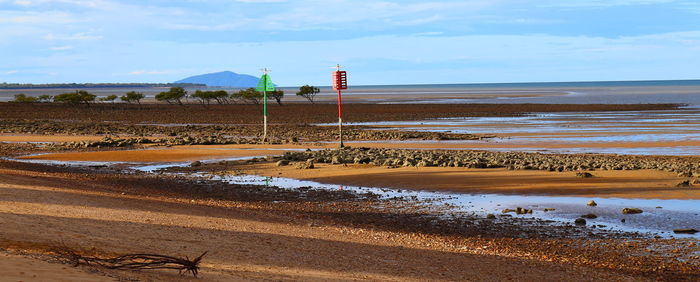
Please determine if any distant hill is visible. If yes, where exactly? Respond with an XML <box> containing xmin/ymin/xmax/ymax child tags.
<box><xmin>174</xmin><ymin>71</ymin><xmax>262</xmax><ymax>87</ymax></box>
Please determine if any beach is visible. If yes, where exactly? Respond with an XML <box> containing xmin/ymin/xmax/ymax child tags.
<box><xmin>1</xmin><ymin>92</ymin><xmax>699</xmax><ymax>280</ymax></box>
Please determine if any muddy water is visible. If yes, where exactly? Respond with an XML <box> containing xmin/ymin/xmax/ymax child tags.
<box><xmin>327</xmin><ymin>109</ymin><xmax>700</xmax><ymax>156</ymax></box>
<box><xmin>213</xmin><ymin>174</ymin><xmax>700</xmax><ymax>239</ymax></box>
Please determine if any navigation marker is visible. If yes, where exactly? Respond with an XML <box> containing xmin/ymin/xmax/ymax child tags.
<box><xmin>256</xmin><ymin>68</ymin><xmax>275</xmax><ymax>142</ymax></box>
<box><xmin>332</xmin><ymin>64</ymin><xmax>348</xmax><ymax>147</ymax></box>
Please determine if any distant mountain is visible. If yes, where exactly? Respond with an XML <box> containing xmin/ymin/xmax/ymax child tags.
<box><xmin>174</xmin><ymin>71</ymin><xmax>261</xmax><ymax>87</ymax></box>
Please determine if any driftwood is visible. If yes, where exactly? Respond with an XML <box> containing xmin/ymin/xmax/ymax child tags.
<box><xmin>53</xmin><ymin>248</ymin><xmax>207</xmax><ymax>277</ymax></box>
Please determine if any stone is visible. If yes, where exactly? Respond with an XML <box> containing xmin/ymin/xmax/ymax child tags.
<box><xmin>574</xmin><ymin>218</ymin><xmax>587</xmax><ymax>225</ymax></box>
<box><xmin>276</xmin><ymin>160</ymin><xmax>290</xmax><ymax>166</ymax></box>
<box><xmin>622</xmin><ymin>208</ymin><xmax>643</xmax><ymax>214</ymax></box>
<box><xmin>581</xmin><ymin>213</ymin><xmax>598</xmax><ymax>219</ymax></box>
<box><xmin>294</xmin><ymin>159</ymin><xmax>315</xmax><ymax>169</ymax></box>
<box><xmin>673</xmin><ymin>228</ymin><xmax>699</xmax><ymax>234</ymax></box>
<box><xmin>676</xmin><ymin>180</ymin><xmax>692</xmax><ymax>187</ymax></box>
<box><xmin>190</xmin><ymin>161</ymin><xmax>202</xmax><ymax>167</ymax></box>
<box><xmin>515</xmin><ymin>207</ymin><xmax>533</xmax><ymax>214</ymax></box>
<box><xmin>576</xmin><ymin>172</ymin><xmax>594</xmax><ymax>178</ymax></box>
<box><xmin>486</xmin><ymin>214</ymin><xmax>496</xmax><ymax>219</ymax></box>
<box><xmin>677</xmin><ymin>171</ymin><xmax>693</xmax><ymax>177</ymax></box>
<box><xmin>544</xmin><ymin>208</ymin><xmax>556</xmax><ymax>212</ymax></box>
<box><xmin>587</xmin><ymin>200</ymin><xmax>597</xmax><ymax>207</ymax></box>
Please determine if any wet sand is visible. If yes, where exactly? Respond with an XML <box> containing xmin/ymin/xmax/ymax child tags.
<box><xmin>20</xmin><ymin>147</ymin><xmax>289</xmax><ymax>162</ymax></box>
<box><xmin>237</xmin><ymin>163</ymin><xmax>695</xmax><ymax>200</ymax></box>
<box><xmin>0</xmin><ymin>134</ymin><xmax>108</xmax><ymax>143</ymax></box>
<box><xmin>18</xmin><ymin>140</ymin><xmax>700</xmax><ymax>163</ymax></box>
<box><xmin>16</xmin><ymin>146</ymin><xmax>697</xmax><ymax>200</ymax></box>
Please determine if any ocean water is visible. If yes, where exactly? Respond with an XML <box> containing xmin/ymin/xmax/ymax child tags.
<box><xmin>1</xmin><ymin>79</ymin><xmax>699</xmax><ymax>105</ymax></box>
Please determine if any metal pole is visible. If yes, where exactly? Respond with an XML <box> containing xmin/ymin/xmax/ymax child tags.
<box><xmin>337</xmin><ymin>88</ymin><xmax>343</xmax><ymax>148</ymax></box>
<box><xmin>263</xmin><ymin>87</ymin><xmax>268</xmax><ymax>142</ymax></box>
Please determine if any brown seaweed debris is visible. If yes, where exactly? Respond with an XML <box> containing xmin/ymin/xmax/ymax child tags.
<box><xmin>53</xmin><ymin>247</ymin><xmax>207</xmax><ymax>277</ymax></box>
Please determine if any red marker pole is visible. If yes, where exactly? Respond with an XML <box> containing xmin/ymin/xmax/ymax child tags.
<box><xmin>337</xmin><ymin>87</ymin><xmax>343</xmax><ymax>147</ymax></box>
<box><xmin>332</xmin><ymin>65</ymin><xmax>347</xmax><ymax>148</ymax></box>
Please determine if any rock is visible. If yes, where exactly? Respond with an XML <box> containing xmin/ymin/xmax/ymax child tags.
<box><xmin>676</xmin><ymin>180</ymin><xmax>692</xmax><ymax>187</ymax></box>
<box><xmin>544</xmin><ymin>208</ymin><xmax>556</xmax><ymax>212</ymax></box>
<box><xmin>621</xmin><ymin>218</ymin><xmax>626</xmax><ymax>223</ymax></box>
<box><xmin>622</xmin><ymin>208</ymin><xmax>643</xmax><ymax>214</ymax></box>
<box><xmin>276</xmin><ymin>160</ymin><xmax>290</xmax><ymax>166</ymax></box>
<box><xmin>694</xmin><ymin>179</ymin><xmax>700</xmax><ymax>185</ymax></box>
<box><xmin>576</xmin><ymin>172</ymin><xmax>594</xmax><ymax>178</ymax></box>
<box><xmin>486</xmin><ymin>214</ymin><xmax>496</xmax><ymax>219</ymax></box>
<box><xmin>190</xmin><ymin>161</ymin><xmax>202</xmax><ymax>167</ymax></box>
<box><xmin>515</xmin><ymin>207</ymin><xmax>533</xmax><ymax>215</ymax></box>
<box><xmin>294</xmin><ymin>159</ymin><xmax>315</xmax><ymax>169</ymax></box>
<box><xmin>673</xmin><ymin>228</ymin><xmax>699</xmax><ymax>234</ymax></box>
<box><xmin>574</xmin><ymin>218</ymin><xmax>587</xmax><ymax>225</ymax></box>
<box><xmin>581</xmin><ymin>213</ymin><xmax>598</xmax><ymax>219</ymax></box>
<box><xmin>501</xmin><ymin>208</ymin><xmax>516</xmax><ymax>214</ymax></box>
<box><xmin>677</xmin><ymin>171</ymin><xmax>693</xmax><ymax>177</ymax></box>
<box><xmin>587</xmin><ymin>200</ymin><xmax>597</xmax><ymax>207</ymax></box>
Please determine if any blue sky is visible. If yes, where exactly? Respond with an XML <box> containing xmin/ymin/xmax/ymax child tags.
<box><xmin>1</xmin><ymin>0</ymin><xmax>699</xmax><ymax>86</ymax></box>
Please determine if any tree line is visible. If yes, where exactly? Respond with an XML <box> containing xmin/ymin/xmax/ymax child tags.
<box><xmin>0</xmin><ymin>82</ymin><xmax>204</xmax><ymax>89</ymax></box>
<box><xmin>10</xmin><ymin>85</ymin><xmax>322</xmax><ymax>105</ymax></box>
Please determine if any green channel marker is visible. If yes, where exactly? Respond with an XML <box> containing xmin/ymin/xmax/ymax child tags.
<box><xmin>256</xmin><ymin>70</ymin><xmax>275</xmax><ymax>142</ymax></box>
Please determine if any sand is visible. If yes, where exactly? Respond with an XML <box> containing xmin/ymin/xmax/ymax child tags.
<box><xmin>20</xmin><ymin>147</ymin><xmax>290</xmax><ymax>162</ymax></box>
<box><xmin>18</xmin><ymin>145</ymin><xmax>698</xmax><ymax>200</ymax></box>
<box><xmin>0</xmin><ymin>252</ymin><xmax>112</xmax><ymax>282</ymax></box>
<box><xmin>0</xmin><ymin>134</ymin><xmax>108</xmax><ymax>143</ymax></box>
<box><xmin>0</xmin><ymin>164</ymin><xmax>647</xmax><ymax>281</ymax></box>
<box><xmin>236</xmin><ymin>163</ymin><xmax>696</xmax><ymax>200</ymax></box>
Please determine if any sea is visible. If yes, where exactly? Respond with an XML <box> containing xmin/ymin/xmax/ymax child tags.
<box><xmin>1</xmin><ymin>79</ymin><xmax>699</xmax><ymax>106</ymax></box>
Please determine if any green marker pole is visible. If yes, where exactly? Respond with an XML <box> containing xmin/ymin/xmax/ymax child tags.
<box><xmin>258</xmin><ymin>69</ymin><xmax>274</xmax><ymax>143</ymax></box>
<box><xmin>263</xmin><ymin>85</ymin><xmax>267</xmax><ymax>142</ymax></box>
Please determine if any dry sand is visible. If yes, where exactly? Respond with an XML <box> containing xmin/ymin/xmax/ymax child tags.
<box><xmin>0</xmin><ymin>252</ymin><xmax>112</xmax><ymax>281</ymax></box>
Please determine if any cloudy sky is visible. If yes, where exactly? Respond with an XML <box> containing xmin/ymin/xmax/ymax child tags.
<box><xmin>1</xmin><ymin>0</ymin><xmax>699</xmax><ymax>86</ymax></box>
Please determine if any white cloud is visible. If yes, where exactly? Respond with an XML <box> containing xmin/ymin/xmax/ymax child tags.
<box><xmin>49</xmin><ymin>45</ymin><xmax>73</xmax><ymax>50</ymax></box>
<box><xmin>162</xmin><ymin>1</ymin><xmax>497</xmax><ymax>31</ymax></box>
<box><xmin>540</xmin><ymin>0</ymin><xmax>676</xmax><ymax>8</ymax></box>
<box><xmin>128</xmin><ymin>70</ymin><xmax>171</xmax><ymax>75</ymax></box>
<box><xmin>44</xmin><ymin>32</ymin><xmax>102</xmax><ymax>41</ymax></box>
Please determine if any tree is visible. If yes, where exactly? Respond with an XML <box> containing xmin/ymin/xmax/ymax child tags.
<box><xmin>211</xmin><ymin>90</ymin><xmax>229</xmax><ymax>104</ymax></box>
<box><xmin>267</xmin><ymin>90</ymin><xmax>284</xmax><ymax>105</ymax></box>
<box><xmin>54</xmin><ymin>90</ymin><xmax>96</xmax><ymax>105</ymax></box>
<box><xmin>99</xmin><ymin>95</ymin><xmax>118</xmax><ymax>103</ymax></box>
<box><xmin>155</xmin><ymin>87</ymin><xmax>187</xmax><ymax>105</ymax></box>
<box><xmin>13</xmin><ymin>94</ymin><xmax>38</xmax><ymax>103</ymax></box>
<box><xmin>38</xmin><ymin>95</ymin><xmax>53</xmax><ymax>102</ymax></box>
<box><xmin>121</xmin><ymin>91</ymin><xmax>145</xmax><ymax>104</ymax></box>
<box><xmin>231</xmin><ymin>88</ymin><xmax>263</xmax><ymax>105</ymax></box>
<box><xmin>192</xmin><ymin>90</ymin><xmax>230</xmax><ymax>105</ymax></box>
<box><xmin>296</xmin><ymin>85</ymin><xmax>320</xmax><ymax>104</ymax></box>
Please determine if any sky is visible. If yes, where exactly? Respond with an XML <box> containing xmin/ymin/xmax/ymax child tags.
<box><xmin>1</xmin><ymin>0</ymin><xmax>699</xmax><ymax>86</ymax></box>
